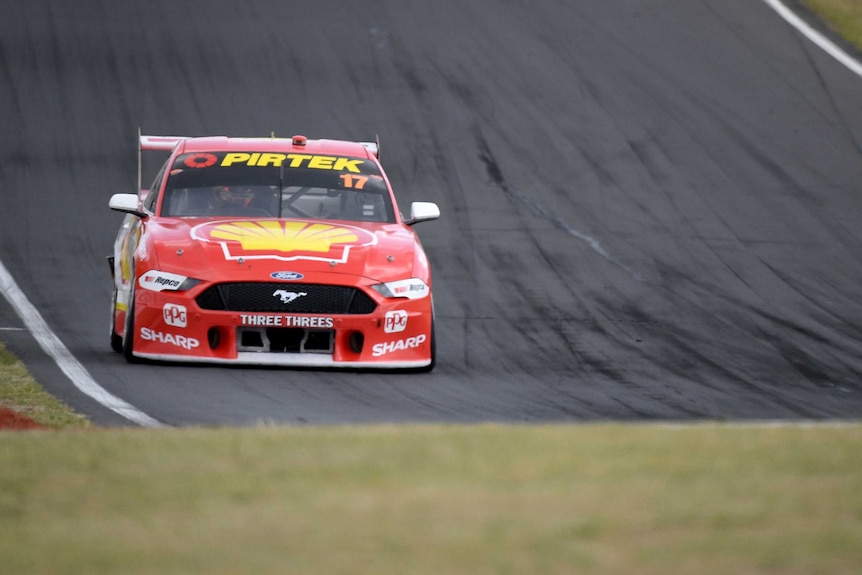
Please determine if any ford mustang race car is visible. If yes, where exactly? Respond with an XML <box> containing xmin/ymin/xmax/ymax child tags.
<box><xmin>108</xmin><ymin>133</ymin><xmax>440</xmax><ymax>370</ymax></box>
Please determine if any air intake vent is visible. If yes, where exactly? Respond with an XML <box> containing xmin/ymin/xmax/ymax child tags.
<box><xmin>196</xmin><ymin>283</ymin><xmax>377</xmax><ymax>314</ymax></box>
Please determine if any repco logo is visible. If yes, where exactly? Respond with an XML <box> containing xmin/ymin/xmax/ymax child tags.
<box><xmin>163</xmin><ymin>303</ymin><xmax>187</xmax><ymax>328</ymax></box>
<box><xmin>139</xmin><ymin>271</ymin><xmax>187</xmax><ymax>292</ymax></box>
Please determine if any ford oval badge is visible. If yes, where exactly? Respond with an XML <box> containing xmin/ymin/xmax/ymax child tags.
<box><xmin>271</xmin><ymin>271</ymin><xmax>304</xmax><ymax>281</ymax></box>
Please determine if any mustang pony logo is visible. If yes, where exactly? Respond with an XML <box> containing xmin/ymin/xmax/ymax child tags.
<box><xmin>191</xmin><ymin>220</ymin><xmax>376</xmax><ymax>263</ymax></box>
<box><xmin>273</xmin><ymin>290</ymin><xmax>307</xmax><ymax>304</ymax></box>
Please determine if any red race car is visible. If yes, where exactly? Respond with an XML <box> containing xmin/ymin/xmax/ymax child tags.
<box><xmin>108</xmin><ymin>134</ymin><xmax>440</xmax><ymax>370</ymax></box>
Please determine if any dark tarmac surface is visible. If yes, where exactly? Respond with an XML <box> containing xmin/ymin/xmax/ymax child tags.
<box><xmin>1</xmin><ymin>1</ymin><xmax>861</xmax><ymax>426</ymax></box>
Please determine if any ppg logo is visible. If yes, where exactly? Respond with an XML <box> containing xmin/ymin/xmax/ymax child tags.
<box><xmin>163</xmin><ymin>303</ymin><xmax>188</xmax><ymax>328</ymax></box>
<box><xmin>384</xmin><ymin>310</ymin><xmax>408</xmax><ymax>334</ymax></box>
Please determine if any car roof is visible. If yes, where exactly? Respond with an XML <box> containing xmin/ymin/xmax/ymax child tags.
<box><xmin>177</xmin><ymin>136</ymin><xmax>376</xmax><ymax>159</ymax></box>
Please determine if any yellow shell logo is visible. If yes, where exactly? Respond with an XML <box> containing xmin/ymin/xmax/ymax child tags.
<box><xmin>209</xmin><ymin>221</ymin><xmax>358</xmax><ymax>253</ymax></box>
<box><xmin>191</xmin><ymin>220</ymin><xmax>376</xmax><ymax>263</ymax></box>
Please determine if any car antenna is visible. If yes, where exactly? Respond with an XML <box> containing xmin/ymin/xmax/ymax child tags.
<box><xmin>136</xmin><ymin>127</ymin><xmax>142</xmax><ymax>195</ymax></box>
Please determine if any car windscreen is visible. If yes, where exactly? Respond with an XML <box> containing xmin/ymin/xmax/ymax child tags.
<box><xmin>160</xmin><ymin>151</ymin><xmax>395</xmax><ymax>222</ymax></box>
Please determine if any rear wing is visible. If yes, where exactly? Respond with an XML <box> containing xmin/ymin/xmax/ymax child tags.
<box><xmin>137</xmin><ymin>131</ymin><xmax>189</xmax><ymax>195</ymax></box>
<box><xmin>140</xmin><ymin>134</ymin><xmax>189</xmax><ymax>151</ymax></box>
<box><xmin>135</xmin><ymin>131</ymin><xmax>382</xmax><ymax>194</ymax></box>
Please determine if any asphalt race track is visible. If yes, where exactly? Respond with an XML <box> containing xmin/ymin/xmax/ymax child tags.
<box><xmin>1</xmin><ymin>1</ymin><xmax>861</xmax><ymax>426</ymax></box>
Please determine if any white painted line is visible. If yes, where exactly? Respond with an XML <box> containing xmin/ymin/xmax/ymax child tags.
<box><xmin>763</xmin><ymin>0</ymin><xmax>862</xmax><ymax>78</ymax></box>
<box><xmin>0</xmin><ymin>259</ymin><xmax>164</xmax><ymax>427</ymax></box>
<box><xmin>0</xmin><ymin>327</ymin><xmax>25</xmax><ymax>331</ymax></box>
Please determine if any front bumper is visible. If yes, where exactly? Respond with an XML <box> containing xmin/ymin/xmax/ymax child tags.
<box><xmin>126</xmin><ymin>283</ymin><xmax>433</xmax><ymax>368</ymax></box>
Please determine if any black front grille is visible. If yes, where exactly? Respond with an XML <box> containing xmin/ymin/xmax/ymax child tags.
<box><xmin>196</xmin><ymin>282</ymin><xmax>377</xmax><ymax>314</ymax></box>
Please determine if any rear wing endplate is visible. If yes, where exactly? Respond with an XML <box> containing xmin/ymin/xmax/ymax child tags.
<box><xmin>137</xmin><ymin>130</ymin><xmax>189</xmax><ymax>196</ymax></box>
<box><xmin>360</xmin><ymin>135</ymin><xmax>381</xmax><ymax>159</ymax></box>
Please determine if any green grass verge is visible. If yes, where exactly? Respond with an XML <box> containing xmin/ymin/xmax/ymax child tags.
<box><xmin>802</xmin><ymin>0</ymin><xmax>862</xmax><ymax>51</ymax></box>
<box><xmin>0</xmin><ymin>341</ymin><xmax>88</xmax><ymax>429</ymax></box>
<box><xmin>1</xmin><ymin>424</ymin><xmax>861</xmax><ymax>574</ymax></box>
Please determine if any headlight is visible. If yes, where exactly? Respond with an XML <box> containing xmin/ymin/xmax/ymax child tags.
<box><xmin>370</xmin><ymin>278</ymin><xmax>430</xmax><ymax>300</ymax></box>
<box><xmin>138</xmin><ymin>270</ymin><xmax>202</xmax><ymax>292</ymax></box>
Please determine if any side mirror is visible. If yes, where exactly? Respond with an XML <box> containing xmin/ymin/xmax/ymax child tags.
<box><xmin>405</xmin><ymin>201</ymin><xmax>440</xmax><ymax>225</ymax></box>
<box><xmin>109</xmin><ymin>193</ymin><xmax>148</xmax><ymax>219</ymax></box>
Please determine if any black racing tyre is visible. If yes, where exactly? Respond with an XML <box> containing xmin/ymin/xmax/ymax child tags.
<box><xmin>415</xmin><ymin>301</ymin><xmax>436</xmax><ymax>373</ymax></box>
<box><xmin>110</xmin><ymin>286</ymin><xmax>123</xmax><ymax>353</ymax></box>
<box><xmin>122</xmin><ymin>285</ymin><xmax>139</xmax><ymax>363</ymax></box>
<box><xmin>418</xmin><ymin>316</ymin><xmax>436</xmax><ymax>373</ymax></box>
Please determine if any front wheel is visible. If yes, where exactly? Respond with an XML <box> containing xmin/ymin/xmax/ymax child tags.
<box><xmin>122</xmin><ymin>286</ymin><xmax>139</xmax><ymax>363</ymax></box>
<box><xmin>109</xmin><ymin>285</ymin><xmax>123</xmax><ymax>353</ymax></box>
<box><xmin>417</xmin><ymin>316</ymin><xmax>436</xmax><ymax>373</ymax></box>
<box><xmin>414</xmin><ymin>300</ymin><xmax>436</xmax><ymax>373</ymax></box>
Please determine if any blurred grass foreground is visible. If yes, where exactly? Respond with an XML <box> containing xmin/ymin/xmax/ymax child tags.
<box><xmin>2</xmin><ymin>424</ymin><xmax>861</xmax><ymax>574</ymax></box>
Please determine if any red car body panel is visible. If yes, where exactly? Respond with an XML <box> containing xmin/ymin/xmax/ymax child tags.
<box><xmin>110</xmin><ymin>135</ymin><xmax>437</xmax><ymax>370</ymax></box>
